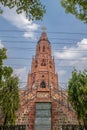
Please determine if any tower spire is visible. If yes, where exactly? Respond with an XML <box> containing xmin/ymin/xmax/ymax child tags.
<box><xmin>27</xmin><ymin>32</ymin><xmax>58</xmax><ymax>91</ymax></box>
<box><xmin>41</xmin><ymin>26</ymin><xmax>47</xmax><ymax>32</ymax></box>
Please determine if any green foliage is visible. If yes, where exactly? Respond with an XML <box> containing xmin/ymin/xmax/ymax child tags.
<box><xmin>0</xmin><ymin>48</ymin><xmax>7</xmax><ymax>66</ymax></box>
<box><xmin>0</xmin><ymin>48</ymin><xmax>19</xmax><ymax>125</ymax></box>
<box><xmin>0</xmin><ymin>48</ymin><xmax>7</xmax><ymax>84</ymax></box>
<box><xmin>0</xmin><ymin>0</ymin><xmax>46</xmax><ymax>20</ymax></box>
<box><xmin>1</xmin><ymin>77</ymin><xmax>19</xmax><ymax>125</ymax></box>
<box><xmin>0</xmin><ymin>48</ymin><xmax>12</xmax><ymax>85</ymax></box>
<box><xmin>61</xmin><ymin>0</ymin><xmax>87</xmax><ymax>23</ymax></box>
<box><xmin>68</xmin><ymin>69</ymin><xmax>87</xmax><ymax>127</ymax></box>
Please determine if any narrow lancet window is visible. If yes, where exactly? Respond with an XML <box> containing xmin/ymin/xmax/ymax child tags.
<box><xmin>40</xmin><ymin>81</ymin><xmax>46</xmax><ymax>88</ymax></box>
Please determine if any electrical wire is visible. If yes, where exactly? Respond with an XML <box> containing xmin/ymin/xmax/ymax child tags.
<box><xmin>0</xmin><ymin>30</ymin><xmax>87</xmax><ymax>35</ymax></box>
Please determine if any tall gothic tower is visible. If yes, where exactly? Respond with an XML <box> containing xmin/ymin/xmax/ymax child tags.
<box><xmin>15</xmin><ymin>32</ymin><xmax>78</xmax><ymax>130</ymax></box>
<box><xmin>27</xmin><ymin>32</ymin><xmax>58</xmax><ymax>91</ymax></box>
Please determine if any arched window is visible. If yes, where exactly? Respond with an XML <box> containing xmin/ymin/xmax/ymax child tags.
<box><xmin>35</xmin><ymin>60</ymin><xmax>38</xmax><ymax>68</ymax></box>
<box><xmin>39</xmin><ymin>46</ymin><xmax>40</xmax><ymax>51</ymax></box>
<box><xmin>40</xmin><ymin>81</ymin><xmax>46</xmax><ymax>88</ymax></box>
<box><xmin>49</xmin><ymin>61</ymin><xmax>52</xmax><ymax>68</ymax></box>
<box><xmin>41</xmin><ymin>59</ymin><xmax>46</xmax><ymax>66</ymax></box>
<box><xmin>35</xmin><ymin>60</ymin><xmax>38</xmax><ymax>64</ymax></box>
<box><xmin>43</xmin><ymin>46</ymin><xmax>45</xmax><ymax>52</ymax></box>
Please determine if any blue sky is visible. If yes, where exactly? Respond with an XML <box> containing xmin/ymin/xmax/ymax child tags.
<box><xmin>0</xmin><ymin>0</ymin><xmax>87</xmax><ymax>88</ymax></box>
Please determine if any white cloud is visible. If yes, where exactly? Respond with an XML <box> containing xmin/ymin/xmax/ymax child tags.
<box><xmin>54</xmin><ymin>38</ymin><xmax>87</xmax><ymax>59</ymax></box>
<box><xmin>13</xmin><ymin>67</ymin><xmax>27</xmax><ymax>81</ymax></box>
<box><xmin>0</xmin><ymin>40</ymin><xmax>4</xmax><ymax>49</ymax></box>
<box><xmin>23</xmin><ymin>32</ymin><xmax>35</xmax><ymax>39</ymax></box>
<box><xmin>54</xmin><ymin>38</ymin><xmax>87</xmax><ymax>69</ymax></box>
<box><xmin>1</xmin><ymin>6</ymin><xmax>39</xmax><ymax>39</ymax></box>
<box><xmin>13</xmin><ymin>67</ymin><xmax>26</xmax><ymax>75</ymax></box>
<box><xmin>54</xmin><ymin>38</ymin><xmax>87</xmax><ymax>84</ymax></box>
<box><xmin>77</xmin><ymin>38</ymin><xmax>87</xmax><ymax>49</ymax></box>
<box><xmin>54</xmin><ymin>50</ymin><xmax>78</xmax><ymax>59</ymax></box>
<box><xmin>58</xmin><ymin>70</ymin><xmax>66</xmax><ymax>76</ymax></box>
<box><xmin>12</xmin><ymin>67</ymin><xmax>28</xmax><ymax>88</ymax></box>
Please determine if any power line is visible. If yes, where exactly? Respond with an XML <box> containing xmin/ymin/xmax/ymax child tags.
<box><xmin>4</xmin><ymin>64</ymin><xmax>87</xmax><ymax>68</ymax></box>
<box><xmin>0</xmin><ymin>35</ymin><xmax>86</xmax><ymax>42</ymax></box>
<box><xmin>18</xmin><ymin>81</ymin><xmax>68</xmax><ymax>84</ymax></box>
<box><xmin>0</xmin><ymin>30</ymin><xmax>87</xmax><ymax>35</ymax></box>
<box><xmin>0</xmin><ymin>35</ymin><xmax>81</xmax><ymax>41</ymax></box>
<box><xmin>2</xmin><ymin>40</ymin><xmax>35</xmax><ymax>43</ymax></box>
<box><xmin>7</xmin><ymin>57</ymin><xmax>87</xmax><ymax>61</ymax></box>
<box><xmin>6</xmin><ymin>47</ymin><xmax>35</xmax><ymax>50</ymax></box>
<box><xmin>2</xmin><ymin>46</ymin><xmax>87</xmax><ymax>52</ymax></box>
<box><xmin>1</xmin><ymin>40</ymin><xmax>87</xmax><ymax>45</ymax></box>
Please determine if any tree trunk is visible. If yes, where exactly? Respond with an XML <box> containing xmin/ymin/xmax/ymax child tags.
<box><xmin>83</xmin><ymin>119</ymin><xmax>87</xmax><ymax>130</ymax></box>
<box><xmin>3</xmin><ymin>113</ymin><xmax>7</xmax><ymax>126</ymax></box>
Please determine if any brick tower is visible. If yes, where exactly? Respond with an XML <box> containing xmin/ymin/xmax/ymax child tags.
<box><xmin>27</xmin><ymin>31</ymin><xmax>58</xmax><ymax>92</ymax></box>
<box><xmin>16</xmin><ymin>32</ymin><xmax>78</xmax><ymax>130</ymax></box>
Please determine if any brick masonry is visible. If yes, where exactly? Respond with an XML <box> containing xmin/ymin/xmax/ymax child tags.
<box><xmin>0</xmin><ymin>32</ymin><xmax>78</xmax><ymax>129</ymax></box>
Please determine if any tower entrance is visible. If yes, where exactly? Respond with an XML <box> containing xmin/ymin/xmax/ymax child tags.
<box><xmin>35</xmin><ymin>103</ymin><xmax>52</xmax><ymax>130</ymax></box>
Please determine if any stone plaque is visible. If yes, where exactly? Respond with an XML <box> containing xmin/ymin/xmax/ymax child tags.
<box><xmin>37</xmin><ymin>92</ymin><xmax>49</xmax><ymax>98</ymax></box>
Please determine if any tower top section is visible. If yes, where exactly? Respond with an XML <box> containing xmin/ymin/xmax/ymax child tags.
<box><xmin>36</xmin><ymin>32</ymin><xmax>51</xmax><ymax>56</ymax></box>
<box><xmin>27</xmin><ymin>32</ymin><xmax>58</xmax><ymax>91</ymax></box>
<box><xmin>38</xmin><ymin>32</ymin><xmax>50</xmax><ymax>44</ymax></box>
<box><xmin>40</xmin><ymin>32</ymin><xmax>48</xmax><ymax>40</ymax></box>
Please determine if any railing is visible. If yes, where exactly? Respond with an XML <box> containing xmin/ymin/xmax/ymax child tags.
<box><xmin>50</xmin><ymin>86</ymin><xmax>73</xmax><ymax>111</ymax></box>
<box><xmin>19</xmin><ymin>82</ymin><xmax>72</xmax><ymax>111</ymax></box>
<box><xmin>62</xmin><ymin>125</ymin><xmax>86</xmax><ymax>130</ymax></box>
<box><xmin>0</xmin><ymin>125</ymin><xmax>86</xmax><ymax>130</ymax></box>
<box><xmin>0</xmin><ymin>125</ymin><xmax>26</xmax><ymax>130</ymax></box>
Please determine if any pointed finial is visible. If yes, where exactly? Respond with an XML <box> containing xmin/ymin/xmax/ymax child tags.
<box><xmin>41</xmin><ymin>26</ymin><xmax>47</xmax><ymax>32</ymax></box>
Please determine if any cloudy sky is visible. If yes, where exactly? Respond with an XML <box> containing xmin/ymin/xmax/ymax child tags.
<box><xmin>0</xmin><ymin>0</ymin><xmax>87</xmax><ymax>88</ymax></box>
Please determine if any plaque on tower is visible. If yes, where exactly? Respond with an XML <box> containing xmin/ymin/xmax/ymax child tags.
<box><xmin>37</xmin><ymin>92</ymin><xmax>49</xmax><ymax>98</ymax></box>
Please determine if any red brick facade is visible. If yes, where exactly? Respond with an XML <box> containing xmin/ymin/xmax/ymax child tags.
<box><xmin>16</xmin><ymin>32</ymin><xmax>78</xmax><ymax>130</ymax></box>
<box><xmin>0</xmin><ymin>32</ymin><xmax>78</xmax><ymax>129</ymax></box>
<box><xmin>27</xmin><ymin>32</ymin><xmax>58</xmax><ymax>91</ymax></box>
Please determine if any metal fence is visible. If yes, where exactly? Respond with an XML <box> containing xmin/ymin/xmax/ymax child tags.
<box><xmin>0</xmin><ymin>125</ymin><xmax>26</xmax><ymax>130</ymax></box>
<box><xmin>0</xmin><ymin>125</ymin><xmax>86</xmax><ymax>130</ymax></box>
<box><xmin>62</xmin><ymin>125</ymin><xmax>86</xmax><ymax>130</ymax></box>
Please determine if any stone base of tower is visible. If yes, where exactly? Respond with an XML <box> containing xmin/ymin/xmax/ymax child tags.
<box><xmin>0</xmin><ymin>88</ymin><xmax>78</xmax><ymax>130</ymax></box>
<box><xmin>14</xmin><ymin>88</ymin><xmax>78</xmax><ymax>130</ymax></box>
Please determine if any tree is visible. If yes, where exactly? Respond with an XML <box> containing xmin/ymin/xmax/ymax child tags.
<box><xmin>0</xmin><ymin>48</ymin><xmax>19</xmax><ymax>125</ymax></box>
<box><xmin>1</xmin><ymin>76</ymin><xmax>19</xmax><ymax>125</ymax></box>
<box><xmin>0</xmin><ymin>48</ymin><xmax>7</xmax><ymax>83</ymax></box>
<box><xmin>68</xmin><ymin>69</ymin><xmax>87</xmax><ymax>129</ymax></box>
<box><xmin>0</xmin><ymin>0</ymin><xmax>46</xmax><ymax>20</ymax></box>
<box><xmin>61</xmin><ymin>0</ymin><xmax>87</xmax><ymax>23</ymax></box>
